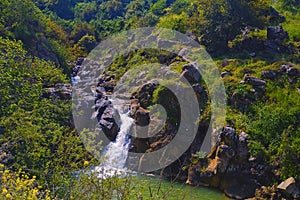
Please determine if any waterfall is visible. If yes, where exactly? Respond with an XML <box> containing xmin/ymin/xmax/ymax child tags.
<box><xmin>94</xmin><ymin>100</ymin><xmax>134</xmax><ymax>178</ymax></box>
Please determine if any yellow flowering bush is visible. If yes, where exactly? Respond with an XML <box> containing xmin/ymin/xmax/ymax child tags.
<box><xmin>0</xmin><ymin>164</ymin><xmax>52</xmax><ymax>200</ymax></box>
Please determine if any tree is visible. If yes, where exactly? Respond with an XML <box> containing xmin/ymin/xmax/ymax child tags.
<box><xmin>187</xmin><ymin>0</ymin><xmax>271</xmax><ymax>53</ymax></box>
<box><xmin>157</xmin><ymin>12</ymin><xmax>188</xmax><ymax>33</ymax></box>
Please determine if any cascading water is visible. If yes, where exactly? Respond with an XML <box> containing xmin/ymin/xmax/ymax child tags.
<box><xmin>94</xmin><ymin>98</ymin><xmax>134</xmax><ymax>178</ymax></box>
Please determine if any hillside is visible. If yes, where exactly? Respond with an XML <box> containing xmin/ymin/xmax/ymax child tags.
<box><xmin>0</xmin><ymin>0</ymin><xmax>299</xmax><ymax>199</ymax></box>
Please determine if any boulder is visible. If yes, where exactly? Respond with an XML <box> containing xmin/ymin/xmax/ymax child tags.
<box><xmin>180</xmin><ymin>62</ymin><xmax>201</xmax><ymax>83</ymax></box>
<box><xmin>192</xmin><ymin>83</ymin><xmax>208</xmax><ymax>108</ymax></box>
<box><xmin>131</xmin><ymin>82</ymin><xmax>157</xmax><ymax>108</ymax></box>
<box><xmin>280</xmin><ymin>64</ymin><xmax>290</xmax><ymax>73</ymax></box>
<box><xmin>178</xmin><ymin>48</ymin><xmax>189</xmax><ymax>58</ymax></box>
<box><xmin>287</xmin><ymin>67</ymin><xmax>299</xmax><ymax>77</ymax></box>
<box><xmin>223</xmin><ymin>178</ymin><xmax>259</xmax><ymax>200</ymax></box>
<box><xmin>99</xmin><ymin>118</ymin><xmax>119</xmax><ymax>141</ymax></box>
<box><xmin>187</xmin><ymin>127</ymin><xmax>260</xmax><ymax>199</ymax></box>
<box><xmin>76</xmin><ymin>57</ymin><xmax>85</xmax><ymax>66</ymax></box>
<box><xmin>267</xmin><ymin>26</ymin><xmax>289</xmax><ymax>41</ymax></box>
<box><xmin>254</xmin><ymin>185</ymin><xmax>282</xmax><ymax>200</ymax></box>
<box><xmin>221</xmin><ymin>71</ymin><xmax>230</xmax><ymax>78</ymax></box>
<box><xmin>134</xmin><ymin>107</ymin><xmax>150</xmax><ymax>126</ymax></box>
<box><xmin>97</xmin><ymin>103</ymin><xmax>119</xmax><ymax>141</ymax></box>
<box><xmin>221</xmin><ymin>59</ymin><xmax>229</xmax><ymax>67</ymax></box>
<box><xmin>262</xmin><ymin>70</ymin><xmax>278</xmax><ymax>79</ymax></box>
<box><xmin>243</xmin><ymin>74</ymin><xmax>266</xmax><ymax>88</ymax></box>
<box><xmin>93</xmin><ymin>74</ymin><xmax>120</xmax><ymax>141</ymax></box>
<box><xmin>277</xmin><ymin>177</ymin><xmax>300</xmax><ymax>199</ymax></box>
<box><xmin>98</xmin><ymin>82</ymin><xmax>114</xmax><ymax>93</ymax></box>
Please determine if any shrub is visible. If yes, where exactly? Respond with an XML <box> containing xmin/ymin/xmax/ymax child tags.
<box><xmin>0</xmin><ymin>164</ymin><xmax>52</xmax><ymax>200</ymax></box>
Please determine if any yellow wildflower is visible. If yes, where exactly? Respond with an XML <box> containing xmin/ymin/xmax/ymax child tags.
<box><xmin>2</xmin><ymin>188</ymin><xmax>8</xmax><ymax>194</ymax></box>
<box><xmin>6</xmin><ymin>193</ymin><xmax>12</xmax><ymax>199</ymax></box>
<box><xmin>84</xmin><ymin>160</ymin><xmax>89</xmax><ymax>166</ymax></box>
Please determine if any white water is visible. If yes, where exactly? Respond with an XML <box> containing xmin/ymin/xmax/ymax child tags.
<box><xmin>94</xmin><ymin>101</ymin><xmax>134</xmax><ymax>178</ymax></box>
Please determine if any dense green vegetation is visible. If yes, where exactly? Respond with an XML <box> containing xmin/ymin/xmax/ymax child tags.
<box><xmin>0</xmin><ymin>0</ymin><xmax>299</xmax><ymax>199</ymax></box>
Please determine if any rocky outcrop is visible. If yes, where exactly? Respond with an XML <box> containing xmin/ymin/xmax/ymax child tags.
<box><xmin>131</xmin><ymin>82</ymin><xmax>158</xmax><ymax>108</ymax></box>
<box><xmin>128</xmin><ymin>82</ymin><xmax>157</xmax><ymax>153</ymax></box>
<box><xmin>71</xmin><ymin>57</ymin><xmax>120</xmax><ymax>141</ymax></box>
<box><xmin>277</xmin><ymin>177</ymin><xmax>300</xmax><ymax>199</ymax></box>
<box><xmin>127</xmin><ymin>61</ymin><xmax>209</xmax><ymax>180</ymax></box>
<box><xmin>43</xmin><ymin>83</ymin><xmax>72</xmax><ymax>100</ymax></box>
<box><xmin>253</xmin><ymin>185</ymin><xmax>283</xmax><ymax>200</ymax></box>
<box><xmin>187</xmin><ymin>127</ymin><xmax>261</xmax><ymax>199</ymax></box>
<box><xmin>230</xmin><ymin>75</ymin><xmax>266</xmax><ymax>112</ymax></box>
<box><xmin>92</xmin><ymin>75</ymin><xmax>120</xmax><ymax>141</ymax></box>
<box><xmin>260</xmin><ymin>63</ymin><xmax>299</xmax><ymax>85</ymax></box>
<box><xmin>252</xmin><ymin>177</ymin><xmax>300</xmax><ymax>200</ymax></box>
<box><xmin>280</xmin><ymin>64</ymin><xmax>300</xmax><ymax>84</ymax></box>
<box><xmin>264</xmin><ymin>26</ymin><xmax>290</xmax><ymax>53</ymax></box>
<box><xmin>71</xmin><ymin>57</ymin><xmax>84</xmax><ymax>76</ymax></box>
<box><xmin>180</xmin><ymin>62</ymin><xmax>202</xmax><ymax>83</ymax></box>
<box><xmin>267</xmin><ymin>26</ymin><xmax>289</xmax><ymax>42</ymax></box>
<box><xmin>230</xmin><ymin>25</ymin><xmax>294</xmax><ymax>54</ymax></box>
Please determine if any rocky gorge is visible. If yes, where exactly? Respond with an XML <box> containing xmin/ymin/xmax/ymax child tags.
<box><xmin>68</xmin><ymin>25</ymin><xmax>300</xmax><ymax>198</ymax></box>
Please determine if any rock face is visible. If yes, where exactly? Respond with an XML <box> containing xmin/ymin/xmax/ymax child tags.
<box><xmin>128</xmin><ymin>82</ymin><xmax>157</xmax><ymax>154</ymax></box>
<box><xmin>187</xmin><ymin>127</ymin><xmax>260</xmax><ymax>199</ymax></box>
<box><xmin>127</xmin><ymin>62</ymin><xmax>209</xmax><ymax>180</ymax></box>
<box><xmin>94</xmin><ymin>95</ymin><xmax>119</xmax><ymax>141</ymax></box>
<box><xmin>93</xmin><ymin>75</ymin><xmax>120</xmax><ymax>141</ymax></box>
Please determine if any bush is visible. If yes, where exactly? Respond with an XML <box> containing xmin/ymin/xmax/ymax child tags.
<box><xmin>0</xmin><ymin>164</ymin><xmax>52</xmax><ymax>200</ymax></box>
<box><xmin>246</xmin><ymin>86</ymin><xmax>300</xmax><ymax>180</ymax></box>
